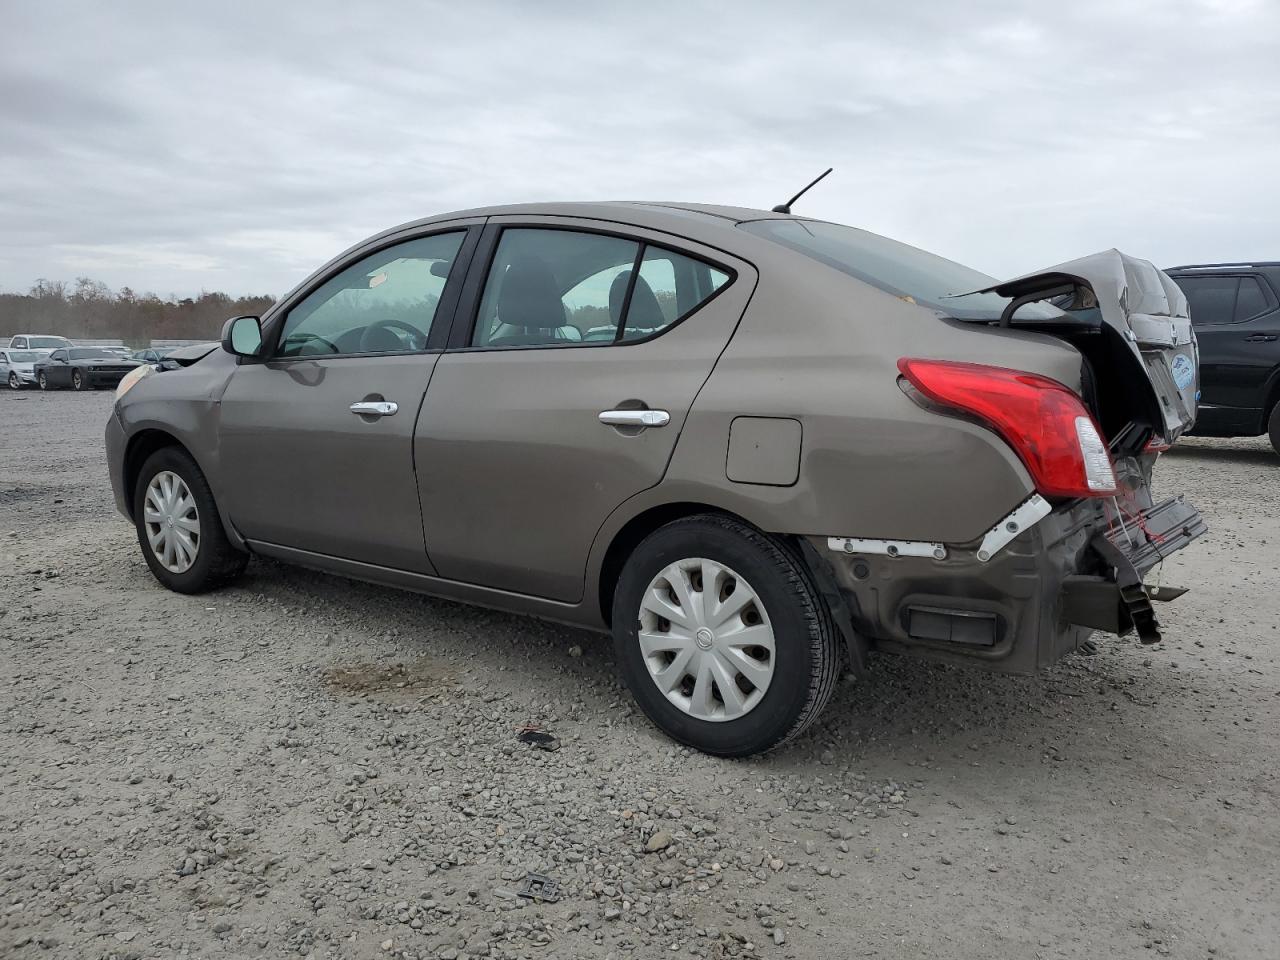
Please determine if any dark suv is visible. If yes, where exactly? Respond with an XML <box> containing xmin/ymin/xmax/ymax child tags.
<box><xmin>1165</xmin><ymin>262</ymin><xmax>1280</xmax><ymax>453</ymax></box>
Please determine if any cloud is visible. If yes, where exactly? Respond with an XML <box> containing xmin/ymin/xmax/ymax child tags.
<box><xmin>1</xmin><ymin>0</ymin><xmax>1278</xmax><ymax>297</ymax></box>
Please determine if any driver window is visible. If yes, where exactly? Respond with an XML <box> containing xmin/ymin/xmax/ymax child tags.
<box><xmin>277</xmin><ymin>232</ymin><xmax>465</xmax><ymax>358</ymax></box>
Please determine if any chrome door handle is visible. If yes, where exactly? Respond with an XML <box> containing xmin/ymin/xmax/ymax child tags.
<box><xmin>350</xmin><ymin>400</ymin><xmax>398</xmax><ymax>417</ymax></box>
<box><xmin>598</xmin><ymin>409</ymin><xmax>670</xmax><ymax>428</ymax></box>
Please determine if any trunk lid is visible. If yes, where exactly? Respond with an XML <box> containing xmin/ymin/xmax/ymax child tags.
<box><xmin>965</xmin><ymin>249</ymin><xmax>1198</xmax><ymax>442</ymax></box>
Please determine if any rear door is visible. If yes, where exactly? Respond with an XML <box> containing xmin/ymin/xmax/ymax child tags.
<box><xmin>415</xmin><ymin>217</ymin><xmax>755</xmax><ymax>602</ymax></box>
<box><xmin>1172</xmin><ymin>271</ymin><xmax>1279</xmax><ymax>423</ymax></box>
<box><xmin>217</xmin><ymin>223</ymin><xmax>479</xmax><ymax>571</ymax></box>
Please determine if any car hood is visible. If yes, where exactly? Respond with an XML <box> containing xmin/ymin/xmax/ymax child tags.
<box><xmin>162</xmin><ymin>342</ymin><xmax>219</xmax><ymax>366</ymax></box>
<box><xmin>965</xmin><ymin>249</ymin><xmax>1197</xmax><ymax>441</ymax></box>
<box><xmin>80</xmin><ymin>357</ymin><xmax>142</xmax><ymax>367</ymax></box>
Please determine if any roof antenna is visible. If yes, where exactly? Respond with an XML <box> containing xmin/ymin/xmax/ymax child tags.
<box><xmin>772</xmin><ymin>167</ymin><xmax>833</xmax><ymax>214</ymax></box>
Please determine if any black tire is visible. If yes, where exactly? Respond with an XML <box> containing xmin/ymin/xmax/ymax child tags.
<box><xmin>7</xmin><ymin>372</ymin><xmax>19</xmax><ymax>390</ymax></box>
<box><xmin>612</xmin><ymin>513</ymin><xmax>841</xmax><ymax>757</ymax></box>
<box><xmin>1269</xmin><ymin>402</ymin><xmax>1280</xmax><ymax>457</ymax></box>
<box><xmin>38</xmin><ymin>372</ymin><xmax>49</xmax><ymax>390</ymax></box>
<box><xmin>132</xmin><ymin>446</ymin><xmax>248</xmax><ymax>593</ymax></box>
<box><xmin>71</xmin><ymin>368</ymin><xmax>85</xmax><ymax>391</ymax></box>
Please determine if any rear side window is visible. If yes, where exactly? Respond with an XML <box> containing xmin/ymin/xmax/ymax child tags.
<box><xmin>1176</xmin><ymin>275</ymin><xmax>1241</xmax><ymax>326</ymax></box>
<box><xmin>620</xmin><ymin>248</ymin><xmax>730</xmax><ymax>342</ymax></box>
<box><xmin>1235</xmin><ymin>276</ymin><xmax>1270</xmax><ymax>321</ymax></box>
<box><xmin>1175</xmin><ymin>274</ymin><xmax>1276</xmax><ymax>324</ymax></box>
<box><xmin>472</xmin><ymin>228</ymin><xmax>730</xmax><ymax>348</ymax></box>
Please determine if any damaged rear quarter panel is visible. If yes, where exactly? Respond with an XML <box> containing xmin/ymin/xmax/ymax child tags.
<box><xmin>659</xmin><ymin>247</ymin><xmax>1089</xmax><ymax>545</ymax></box>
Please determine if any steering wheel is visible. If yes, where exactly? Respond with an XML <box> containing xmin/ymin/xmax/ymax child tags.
<box><xmin>359</xmin><ymin>318</ymin><xmax>425</xmax><ymax>353</ymax></box>
<box><xmin>281</xmin><ymin>331</ymin><xmax>340</xmax><ymax>355</ymax></box>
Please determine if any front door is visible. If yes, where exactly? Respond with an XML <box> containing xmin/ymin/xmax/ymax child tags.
<box><xmin>416</xmin><ymin>218</ymin><xmax>756</xmax><ymax>602</ymax></box>
<box><xmin>218</xmin><ymin>226</ymin><xmax>476</xmax><ymax>571</ymax></box>
<box><xmin>46</xmin><ymin>350</ymin><xmax>72</xmax><ymax>386</ymax></box>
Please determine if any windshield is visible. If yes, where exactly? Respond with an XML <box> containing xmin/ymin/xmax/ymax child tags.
<box><xmin>739</xmin><ymin>219</ymin><xmax>1064</xmax><ymax>322</ymax></box>
<box><xmin>29</xmin><ymin>336</ymin><xmax>71</xmax><ymax>348</ymax></box>
<box><xmin>68</xmin><ymin>348</ymin><xmax>115</xmax><ymax>360</ymax></box>
<box><xmin>6</xmin><ymin>350</ymin><xmax>39</xmax><ymax>362</ymax></box>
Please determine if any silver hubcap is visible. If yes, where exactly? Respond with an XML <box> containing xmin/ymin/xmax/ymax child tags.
<box><xmin>638</xmin><ymin>558</ymin><xmax>775</xmax><ymax>722</ymax></box>
<box><xmin>144</xmin><ymin>471</ymin><xmax>200</xmax><ymax>573</ymax></box>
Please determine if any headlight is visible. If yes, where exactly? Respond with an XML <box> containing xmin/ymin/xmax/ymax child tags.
<box><xmin>115</xmin><ymin>364</ymin><xmax>155</xmax><ymax>401</ymax></box>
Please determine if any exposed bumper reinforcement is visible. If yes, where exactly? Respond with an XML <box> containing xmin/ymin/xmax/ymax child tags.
<box><xmin>1071</xmin><ymin>496</ymin><xmax>1207</xmax><ymax>644</ymax></box>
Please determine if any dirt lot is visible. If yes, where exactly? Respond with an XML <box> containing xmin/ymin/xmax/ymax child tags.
<box><xmin>1</xmin><ymin>389</ymin><xmax>1277</xmax><ymax>960</ymax></box>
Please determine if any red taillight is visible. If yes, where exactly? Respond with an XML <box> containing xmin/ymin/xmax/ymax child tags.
<box><xmin>897</xmin><ymin>358</ymin><xmax>1117</xmax><ymax>499</ymax></box>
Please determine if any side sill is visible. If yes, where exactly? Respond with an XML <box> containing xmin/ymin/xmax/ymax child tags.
<box><xmin>244</xmin><ymin>540</ymin><xmax>607</xmax><ymax>633</ymax></box>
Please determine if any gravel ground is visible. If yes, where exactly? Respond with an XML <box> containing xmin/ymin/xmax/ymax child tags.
<box><xmin>1</xmin><ymin>389</ymin><xmax>1277</xmax><ymax>960</ymax></box>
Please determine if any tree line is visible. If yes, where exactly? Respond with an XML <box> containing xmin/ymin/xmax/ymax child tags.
<box><xmin>0</xmin><ymin>278</ymin><xmax>276</xmax><ymax>345</ymax></box>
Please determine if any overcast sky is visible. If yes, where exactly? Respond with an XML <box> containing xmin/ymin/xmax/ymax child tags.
<box><xmin>2</xmin><ymin>0</ymin><xmax>1277</xmax><ymax>298</ymax></box>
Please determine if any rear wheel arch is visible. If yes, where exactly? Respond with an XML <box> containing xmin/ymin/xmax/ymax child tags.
<box><xmin>597</xmin><ymin>502</ymin><xmax>740</xmax><ymax>627</ymax></box>
<box><xmin>596</xmin><ymin>501</ymin><xmax>807</xmax><ymax>628</ymax></box>
<box><xmin>1261</xmin><ymin>367</ymin><xmax>1280</xmax><ymax>432</ymax></box>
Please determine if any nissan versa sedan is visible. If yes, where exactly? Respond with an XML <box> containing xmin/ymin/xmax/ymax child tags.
<box><xmin>105</xmin><ymin>202</ymin><xmax>1206</xmax><ymax>756</ymax></box>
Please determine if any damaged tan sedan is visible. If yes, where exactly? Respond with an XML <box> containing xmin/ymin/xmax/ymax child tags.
<box><xmin>105</xmin><ymin>202</ymin><xmax>1205</xmax><ymax>756</ymax></box>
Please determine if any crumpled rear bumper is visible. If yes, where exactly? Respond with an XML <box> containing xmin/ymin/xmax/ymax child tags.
<box><xmin>807</xmin><ymin>492</ymin><xmax>1206</xmax><ymax>675</ymax></box>
<box><xmin>1062</xmin><ymin>496</ymin><xmax>1207</xmax><ymax>644</ymax></box>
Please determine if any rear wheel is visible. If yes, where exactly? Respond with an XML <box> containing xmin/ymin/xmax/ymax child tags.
<box><xmin>71</xmin><ymin>369</ymin><xmax>85</xmax><ymax>391</ymax></box>
<box><xmin>612</xmin><ymin>514</ymin><xmax>841</xmax><ymax>757</ymax></box>
<box><xmin>133</xmin><ymin>446</ymin><xmax>248</xmax><ymax>593</ymax></box>
<box><xmin>1269</xmin><ymin>402</ymin><xmax>1280</xmax><ymax>456</ymax></box>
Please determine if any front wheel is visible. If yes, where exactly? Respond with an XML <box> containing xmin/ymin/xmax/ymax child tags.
<box><xmin>612</xmin><ymin>514</ymin><xmax>841</xmax><ymax>757</ymax></box>
<box><xmin>38</xmin><ymin>372</ymin><xmax>49</xmax><ymax>390</ymax></box>
<box><xmin>7</xmin><ymin>372</ymin><xmax>20</xmax><ymax>390</ymax></box>
<box><xmin>133</xmin><ymin>446</ymin><xmax>248</xmax><ymax>593</ymax></box>
<box><xmin>71</xmin><ymin>369</ymin><xmax>85</xmax><ymax>391</ymax></box>
<box><xmin>1269</xmin><ymin>403</ymin><xmax>1280</xmax><ymax>457</ymax></box>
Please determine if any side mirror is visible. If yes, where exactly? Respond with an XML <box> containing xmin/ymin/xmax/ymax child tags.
<box><xmin>221</xmin><ymin>315</ymin><xmax>263</xmax><ymax>359</ymax></box>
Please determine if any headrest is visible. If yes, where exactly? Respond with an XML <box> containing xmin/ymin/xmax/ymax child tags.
<box><xmin>609</xmin><ymin>271</ymin><xmax>667</xmax><ymax>331</ymax></box>
<box><xmin>496</xmin><ymin>256</ymin><xmax>563</xmax><ymax>331</ymax></box>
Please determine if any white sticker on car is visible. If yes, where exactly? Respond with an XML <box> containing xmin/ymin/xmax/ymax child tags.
<box><xmin>1171</xmin><ymin>353</ymin><xmax>1195</xmax><ymax>390</ymax></box>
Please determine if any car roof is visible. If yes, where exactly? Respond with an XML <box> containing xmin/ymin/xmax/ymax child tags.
<box><xmin>370</xmin><ymin>201</ymin><xmax>796</xmax><ymax>249</ymax></box>
<box><xmin>1166</xmin><ymin>262</ymin><xmax>1280</xmax><ymax>271</ymax></box>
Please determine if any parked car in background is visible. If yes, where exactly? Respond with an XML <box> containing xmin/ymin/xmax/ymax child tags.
<box><xmin>1</xmin><ymin>348</ymin><xmax>41</xmax><ymax>389</ymax></box>
<box><xmin>106</xmin><ymin>201</ymin><xmax>1205</xmax><ymax>756</ymax></box>
<box><xmin>1165</xmin><ymin>262</ymin><xmax>1280</xmax><ymax>453</ymax></box>
<box><xmin>101</xmin><ymin>346</ymin><xmax>133</xmax><ymax>357</ymax></box>
<box><xmin>35</xmin><ymin>347</ymin><xmax>140</xmax><ymax>390</ymax></box>
<box><xmin>7</xmin><ymin>334</ymin><xmax>74</xmax><ymax>356</ymax></box>
<box><xmin>132</xmin><ymin>347</ymin><xmax>176</xmax><ymax>363</ymax></box>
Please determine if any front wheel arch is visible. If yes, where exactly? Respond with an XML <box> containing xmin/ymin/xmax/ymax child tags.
<box><xmin>123</xmin><ymin>430</ymin><xmax>194</xmax><ymax>521</ymax></box>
